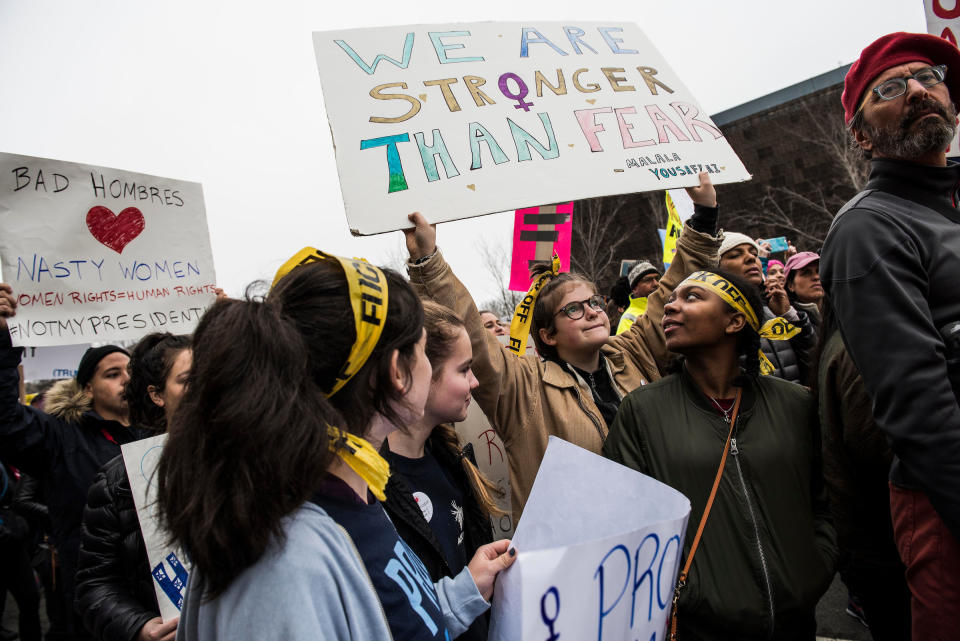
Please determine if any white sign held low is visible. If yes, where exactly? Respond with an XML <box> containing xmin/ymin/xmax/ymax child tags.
<box><xmin>0</xmin><ymin>152</ymin><xmax>217</xmax><ymax>347</ymax></box>
<box><xmin>490</xmin><ymin>436</ymin><xmax>690</xmax><ymax>641</ymax></box>
<box><xmin>121</xmin><ymin>434</ymin><xmax>189</xmax><ymax>622</ymax></box>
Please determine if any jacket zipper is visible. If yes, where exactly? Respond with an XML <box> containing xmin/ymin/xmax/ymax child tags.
<box><xmin>730</xmin><ymin>435</ymin><xmax>776</xmax><ymax>638</ymax></box>
<box><xmin>564</xmin><ymin>362</ymin><xmax>608</xmax><ymax>440</ymax></box>
<box><xmin>572</xmin><ymin>383</ymin><xmax>605</xmax><ymax>440</ymax></box>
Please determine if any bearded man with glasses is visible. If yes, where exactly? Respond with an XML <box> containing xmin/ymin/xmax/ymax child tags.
<box><xmin>821</xmin><ymin>32</ymin><xmax>960</xmax><ymax>639</ymax></box>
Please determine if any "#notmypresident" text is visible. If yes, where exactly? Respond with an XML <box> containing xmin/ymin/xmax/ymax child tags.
<box><xmin>8</xmin><ymin>307</ymin><xmax>205</xmax><ymax>341</ymax></box>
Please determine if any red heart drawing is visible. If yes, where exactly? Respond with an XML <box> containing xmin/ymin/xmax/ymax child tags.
<box><xmin>86</xmin><ymin>206</ymin><xmax>146</xmax><ymax>254</ymax></box>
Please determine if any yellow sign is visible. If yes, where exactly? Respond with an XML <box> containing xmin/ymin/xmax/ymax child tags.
<box><xmin>663</xmin><ymin>192</ymin><xmax>683</xmax><ymax>267</ymax></box>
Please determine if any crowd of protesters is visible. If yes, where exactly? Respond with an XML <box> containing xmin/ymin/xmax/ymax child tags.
<box><xmin>0</xmin><ymin>29</ymin><xmax>958</xmax><ymax>641</ymax></box>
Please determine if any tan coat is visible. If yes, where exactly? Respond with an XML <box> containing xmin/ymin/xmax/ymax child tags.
<box><xmin>407</xmin><ymin>224</ymin><xmax>719</xmax><ymax>521</ymax></box>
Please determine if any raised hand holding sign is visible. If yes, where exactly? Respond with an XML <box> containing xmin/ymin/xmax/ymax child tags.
<box><xmin>0</xmin><ymin>152</ymin><xmax>217</xmax><ymax>346</ymax></box>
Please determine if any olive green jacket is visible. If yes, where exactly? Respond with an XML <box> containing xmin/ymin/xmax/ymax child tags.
<box><xmin>603</xmin><ymin>368</ymin><xmax>837</xmax><ymax>640</ymax></box>
<box><xmin>407</xmin><ymin>223</ymin><xmax>719</xmax><ymax>522</ymax></box>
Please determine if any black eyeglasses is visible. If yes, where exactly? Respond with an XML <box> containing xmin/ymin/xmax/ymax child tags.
<box><xmin>872</xmin><ymin>65</ymin><xmax>947</xmax><ymax>101</ymax></box>
<box><xmin>554</xmin><ymin>295</ymin><xmax>605</xmax><ymax>320</ymax></box>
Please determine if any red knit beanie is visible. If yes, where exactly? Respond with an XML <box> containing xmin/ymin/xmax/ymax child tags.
<box><xmin>842</xmin><ymin>32</ymin><xmax>960</xmax><ymax>124</ymax></box>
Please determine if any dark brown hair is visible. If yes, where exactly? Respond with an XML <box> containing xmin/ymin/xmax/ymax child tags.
<box><xmin>124</xmin><ymin>332</ymin><xmax>191</xmax><ymax>432</ymax></box>
<box><xmin>156</xmin><ymin>299</ymin><xmax>339</xmax><ymax>599</ymax></box>
<box><xmin>527</xmin><ymin>264</ymin><xmax>596</xmax><ymax>362</ymax></box>
<box><xmin>157</xmin><ymin>259</ymin><xmax>424</xmax><ymax>600</ymax></box>
<box><xmin>421</xmin><ymin>301</ymin><xmax>506</xmax><ymax>517</ymax></box>
<box><xmin>269</xmin><ymin>261</ymin><xmax>425</xmax><ymax>436</ymax></box>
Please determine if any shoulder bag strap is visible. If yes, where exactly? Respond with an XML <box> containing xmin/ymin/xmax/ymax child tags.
<box><xmin>669</xmin><ymin>387</ymin><xmax>743</xmax><ymax>640</ymax></box>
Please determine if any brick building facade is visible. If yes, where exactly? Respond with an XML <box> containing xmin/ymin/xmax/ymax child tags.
<box><xmin>572</xmin><ymin>64</ymin><xmax>870</xmax><ymax>293</ymax></box>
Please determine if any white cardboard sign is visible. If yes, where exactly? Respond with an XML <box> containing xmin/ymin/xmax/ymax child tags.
<box><xmin>0</xmin><ymin>152</ymin><xmax>217</xmax><ymax>346</ymax></box>
<box><xmin>924</xmin><ymin>0</ymin><xmax>960</xmax><ymax>157</ymax></box>
<box><xmin>455</xmin><ymin>397</ymin><xmax>514</xmax><ymax>539</ymax></box>
<box><xmin>121</xmin><ymin>434</ymin><xmax>189</xmax><ymax>622</ymax></box>
<box><xmin>313</xmin><ymin>22</ymin><xmax>750</xmax><ymax>235</ymax></box>
<box><xmin>20</xmin><ymin>344</ymin><xmax>91</xmax><ymax>382</ymax></box>
<box><xmin>490</xmin><ymin>437</ymin><xmax>690</xmax><ymax>641</ymax></box>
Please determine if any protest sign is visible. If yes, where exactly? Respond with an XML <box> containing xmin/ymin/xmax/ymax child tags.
<box><xmin>21</xmin><ymin>344</ymin><xmax>91</xmax><ymax>382</ymax></box>
<box><xmin>508</xmin><ymin>202</ymin><xmax>572</xmax><ymax>292</ymax></box>
<box><xmin>666</xmin><ymin>187</ymin><xmax>694</xmax><ymax>222</ymax></box>
<box><xmin>121</xmin><ymin>435</ymin><xmax>189</xmax><ymax>622</ymax></box>
<box><xmin>490</xmin><ymin>437</ymin><xmax>690</xmax><ymax>641</ymax></box>
<box><xmin>454</xmin><ymin>332</ymin><xmax>537</xmax><ymax>538</ymax></box>
<box><xmin>313</xmin><ymin>22</ymin><xmax>751</xmax><ymax>235</ymax></box>
<box><xmin>662</xmin><ymin>192</ymin><xmax>683</xmax><ymax>269</ymax></box>
<box><xmin>0</xmin><ymin>152</ymin><xmax>217</xmax><ymax>347</ymax></box>
<box><xmin>455</xmin><ymin>397</ymin><xmax>514</xmax><ymax>538</ymax></box>
<box><xmin>925</xmin><ymin>1</ymin><xmax>960</xmax><ymax>156</ymax></box>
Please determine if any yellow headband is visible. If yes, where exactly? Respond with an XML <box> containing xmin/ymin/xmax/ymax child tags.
<box><xmin>327</xmin><ymin>425</ymin><xmax>391</xmax><ymax>501</ymax></box>
<box><xmin>678</xmin><ymin>271</ymin><xmax>801</xmax><ymax>375</ymax></box>
<box><xmin>507</xmin><ymin>253</ymin><xmax>561</xmax><ymax>356</ymax></box>
<box><xmin>272</xmin><ymin>248</ymin><xmax>389</xmax><ymax>396</ymax></box>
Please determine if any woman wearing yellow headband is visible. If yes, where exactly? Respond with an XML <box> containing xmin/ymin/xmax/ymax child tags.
<box><xmin>157</xmin><ymin>257</ymin><xmax>514</xmax><ymax>641</ymax></box>
<box><xmin>405</xmin><ymin>172</ymin><xmax>722</xmax><ymax>523</ymax></box>
<box><xmin>604</xmin><ymin>269</ymin><xmax>837</xmax><ymax>641</ymax></box>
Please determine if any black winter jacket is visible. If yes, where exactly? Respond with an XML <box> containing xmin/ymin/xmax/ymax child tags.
<box><xmin>76</xmin><ymin>455</ymin><xmax>158</xmax><ymax>641</ymax></box>
<box><xmin>821</xmin><ymin>158</ymin><xmax>960</xmax><ymax>539</ymax></box>
<box><xmin>0</xmin><ymin>461</ymin><xmax>29</xmax><ymax>544</ymax></box>
<box><xmin>0</xmin><ymin>332</ymin><xmax>148</xmax><ymax>607</ymax></box>
<box><xmin>382</xmin><ymin>434</ymin><xmax>494</xmax><ymax>641</ymax></box>
<box><xmin>817</xmin><ymin>330</ymin><xmax>904</xmax><ymax>591</ymax></box>
<box><xmin>759</xmin><ymin>305</ymin><xmax>816</xmax><ymax>385</ymax></box>
<box><xmin>11</xmin><ymin>472</ymin><xmax>49</xmax><ymax>533</ymax></box>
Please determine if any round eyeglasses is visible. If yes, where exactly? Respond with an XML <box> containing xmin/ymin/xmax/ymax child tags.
<box><xmin>872</xmin><ymin>65</ymin><xmax>947</xmax><ymax>101</ymax></box>
<box><xmin>554</xmin><ymin>294</ymin><xmax>606</xmax><ymax>320</ymax></box>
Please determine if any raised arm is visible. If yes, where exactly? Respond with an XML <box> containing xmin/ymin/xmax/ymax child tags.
<box><xmin>610</xmin><ymin>173</ymin><xmax>721</xmax><ymax>374</ymax></box>
<box><xmin>403</xmin><ymin>214</ymin><xmax>541</xmax><ymax>445</ymax></box>
<box><xmin>0</xmin><ymin>283</ymin><xmax>62</xmax><ymax>479</ymax></box>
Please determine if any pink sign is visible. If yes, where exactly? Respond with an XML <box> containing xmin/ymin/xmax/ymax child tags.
<box><xmin>509</xmin><ymin>202</ymin><xmax>573</xmax><ymax>292</ymax></box>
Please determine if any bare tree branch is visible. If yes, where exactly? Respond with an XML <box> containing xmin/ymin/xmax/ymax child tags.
<box><xmin>726</xmin><ymin>92</ymin><xmax>870</xmax><ymax>247</ymax></box>
<box><xmin>477</xmin><ymin>237</ymin><xmax>522</xmax><ymax>318</ymax></box>
<box><xmin>571</xmin><ymin>194</ymin><xmax>635</xmax><ymax>285</ymax></box>
<box><xmin>781</xmin><ymin>98</ymin><xmax>870</xmax><ymax>192</ymax></box>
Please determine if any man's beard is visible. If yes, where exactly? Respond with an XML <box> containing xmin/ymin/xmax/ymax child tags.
<box><xmin>863</xmin><ymin>98</ymin><xmax>958</xmax><ymax>160</ymax></box>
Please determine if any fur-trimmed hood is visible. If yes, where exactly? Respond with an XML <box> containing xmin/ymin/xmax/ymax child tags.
<box><xmin>44</xmin><ymin>378</ymin><xmax>92</xmax><ymax>423</ymax></box>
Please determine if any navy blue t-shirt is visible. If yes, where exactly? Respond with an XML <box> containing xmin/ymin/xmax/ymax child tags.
<box><xmin>313</xmin><ymin>477</ymin><xmax>452</xmax><ymax>641</ymax></box>
<box><xmin>390</xmin><ymin>450</ymin><xmax>469</xmax><ymax>574</ymax></box>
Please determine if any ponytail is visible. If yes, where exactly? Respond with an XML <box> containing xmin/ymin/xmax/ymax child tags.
<box><xmin>421</xmin><ymin>301</ymin><xmax>507</xmax><ymax>518</ymax></box>
<box><xmin>430</xmin><ymin>424</ymin><xmax>506</xmax><ymax>518</ymax></box>
<box><xmin>157</xmin><ymin>297</ymin><xmax>340</xmax><ymax>600</ymax></box>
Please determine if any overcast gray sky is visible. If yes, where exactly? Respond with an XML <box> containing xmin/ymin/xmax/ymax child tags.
<box><xmin>0</xmin><ymin>0</ymin><xmax>925</xmax><ymax>303</ymax></box>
